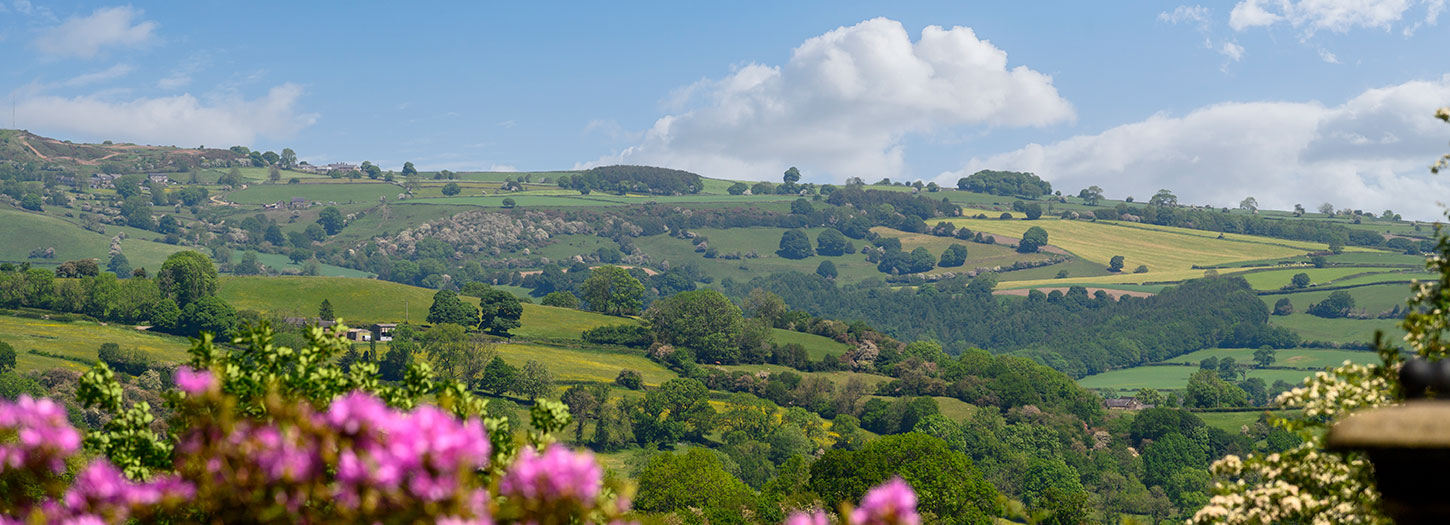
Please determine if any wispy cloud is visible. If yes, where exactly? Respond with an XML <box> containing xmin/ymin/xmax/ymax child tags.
<box><xmin>59</xmin><ymin>63</ymin><xmax>134</xmax><ymax>87</ymax></box>
<box><xmin>32</xmin><ymin>6</ymin><xmax>159</xmax><ymax>59</ymax></box>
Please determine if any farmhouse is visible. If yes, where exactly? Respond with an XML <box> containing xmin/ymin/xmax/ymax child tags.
<box><xmin>372</xmin><ymin>323</ymin><xmax>397</xmax><ymax>342</ymax></box>
<box><xmin>147</xmin><ymin>174</ymin><xmax>172</xmax><ymax>185</ymax></box>
<box><xmin>89</xmin><ymin>173</ymin><xmax>120</xmax><ymax>189</ymax></box>
<box><xmin>345</xmin><ymin>328</ymin><xmax>373</xmax><ymax>342</ymax></box>
<box><xmin>1105</xmin><ymin>397</ymin><xmax>1153</xmax><ymax>410</ymax></box>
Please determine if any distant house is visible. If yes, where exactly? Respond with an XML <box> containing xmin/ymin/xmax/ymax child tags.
<box><xmin>345</xmin><ymin>328</ymin><xmax>373</xmax><ymax>342</ymax></box>
<box><xmin>289</xmin><ymin>197</ymin><xmax>309</xmax><ymax>209</ymax></box>
<box><xmin>325</xmin><ymin>162</ymin><xmax>359</xmax><ymax>172</ymax></box>
<box><xmin>373</xmin><ymin>323</ymin><xmax>397</xmax><ymax>342</ymax></box>
<box><xmin>1105</xmin><ymin>397</ymin><xmax>1152</xmax><ymax>410</ymax></box>
<box><xmin>89</xmin><ymin>173</ymin><xmax>120</xmax><ymax>189</ymax></box>
<box><xmin>147</xmin><ymin>174</ymin><xmax>171</xmax><ymax>185</ymax></box>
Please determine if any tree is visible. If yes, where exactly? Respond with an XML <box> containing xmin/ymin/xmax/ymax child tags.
<box><xmin>478</xmin><ymin>356</ymin><xmax>518</xmax><ymax>396</ymax></box>
<box><xmin>318</xmin><ymin>299</ymin><xmax>335</xmax><ymax>321</ymax></box>
<box><xmin>790</xmin><ymin>198</ymin><xmax>813</xmax><ymax>215</ymax></box>
<box><xmin>646</xmin><ymin>290</ymin><xmax>744</xmax><ymax>364</ymax></box>
<box><xmin>427</xmin><ymin>290</ymin><xmax>479</xmax><ymax>327</ymax></box>
<box><xmin>1291</xmin><ymin>272</ymin><xmax>1311</xmax><ymax>288</ymax></box>
<box><xmin>1318</xmin><ymin>202</ymin><xmax>1335</xmax><ymax>215</ymax></box>
<box><xmin>783</xmin><ymin>166</ymin><xmax>802</xmax><ymax>184</ymax></box>
<box><xmin>579</xmin><ymin>265</ymin><xmax>645</xmax><ymax>316</ymax></box>
<box><xmin>107</xmin><ymin>253</ymin><xmax>132</xmax><ymax>278</ymax></box>
<box><xmin>441</xmin><ymin>182</ymin><xmax>461</xmax><ymax>196</ymax></box>
<box><xmin>1239</xmin><ymin>196</ymin><xmax>1259</xmax><ymax>212</ymax></box>
<box><xmin>1108</xmin><ymin>255</ymin><xmax>1125</xmax><ymax>272</ymax></box>
<box><xmin>634</xmin><ymin>448</ymin><xmax>758</xmax><ymax>519</ymax></box>
<box><xmin>316</xmin><ymin>207</ymin><xmax>345</xmax><ymax>235</ymax></box>
<box><xmin>615</xmin><ymin>369</ymin><xmax>643</xmax><ymax>390</ymax></box>
<box><xmin>1149</xmin><ymin>189</ymin><xmax>1178</xmax><ymax>207</ymax></box>
<box><xmin>280</xmin><ymin>148</ymin><xmax>297</xmax><ymax>169</ymax></box>
<box><xmin>402</xmin><ymin>162</ymin><xmax>418</xmax><ymax>177</ymax></box>
<box><xmin>501</xmin><ymin>198</ymin><xmax>516</xmax><ymax>208</ymax></box>
<box><xmin>119</xmin><ymin>196</ymin><xmax>154</xmax><ymax>230</ymax></box>
<box><xmin>1253</xmin><ymin>346</ymin><xmax>1276</xmax><ymax>368</ymax></box>
<box><xmin>777</xmin><ymin>229</ymin><xmax>814</xmax><ymax>259</ymax></box>
<box><xmin>1307</xmin><ymin>290</ymin><xmax>1356</xmax><ymax>318</ymax></box>
<box><xmin>816</xmin><ymin>260</ymin><xmax>838</xmax><ymax>279</ymax></box>
<box><xmin>815</xmin><ymin>228</ymin><xmax>850</xmax><ymax>256</ymax></box>
<box><xmin>1134</xmin><ymin>264</ymin><xmax>1150</xmax><ymax>273</ymax></box>
<box><xmin>938</xmin><ymin>244</ymin><xmax>968</xmax><ymax>267</ymax></box>
<box><xmin>634</xmin><ymin>378</ymin><xmax>716</xmax><ymax>445</ymax></box>
<box><xmin>1021</xmin><ymin>202</ymin><xmax>1043</xmax><ymax>220</ymax></box>
<box><xmin>20</xmin><ymin>193</ymin><xmax>43</xmax><ymax>211</ymax></box>
<box><xmin>176</xmin><ymin>296</ymin><xmax>239</xmax><ymax>338</ymax></box>
<box><xmin>809</xmin><ymin>433</ymin><xmax>1001</xmax><ymax>523</ymax></box>
<box><xmin>1078</xmin><ymin>185</ymin><xmax>1104</xmax><ymax>205</ymax></box>
<box><xmin>561</xmin><ymin>385</ymin><xmax>602</xmax><ymax>441</ymax></box>
<box><xmin>908</xmin><ymin>247</ymin><xmax>935</xmax><ymax>273</ymax></box>
<box><xmin>1018</xmin><ymin>226</ymin><xmax>1049</xmax><ymax>253</ymax></box>
<box><xmin>478</xmin><ymin>289</ymin><xmax>523</xmax><ymax>336</ymax></box>
<box><xmin>540</xmin><ymin>291</ymin><xmax>580</xmax><ymax>308</ymax></box>
<box><xmin>515</xmin><ymin>360</ymin><xmax>554</xmax><ymax>401</ymax></box>
<box><xmin>727</xmin><ymin>182</ymin><xmax>747</xmax><ymax>195</ymax></box>
<box><xmin>268</xmin><ymin>166</ymin><xmax>281</xmax><ymax>184</ymax></box>
<box><xmin>0</xmin><ymin>341</ymin><xmax>14</xmax><ymax>372</ymax></box>
<box><xmin>1273</xmin><ymin>298</ymin><xmax>1294</xmax><ymax>316</ymax></box>
<box><xmin>1183</xmin><ymin>369</ymin><xmax>1248</xmax><ymax>408</ymax></box>
<box><xmin>157</xmin><ymin>251</ymin><xmax>218</xmax><ymax>308</ymax></box>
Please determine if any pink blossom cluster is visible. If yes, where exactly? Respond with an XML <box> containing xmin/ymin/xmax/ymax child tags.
<box><xmin>499</xmin><ymin>444</ymin><xmax>604</xmax><ymax>505</ymax></box>
<box><xmin>787</xmin><ymin>477</ymin><xmax>921</xmax><ymax>525</ymax></box>
<box><xmin>62</xmin><ymin>461</ymin><xmax>193</xmax><ymax>519</ymax></box>
<box><xmin>173</xmin><ymin>366</ymin><xmax>215</xmax><ymax>395</ymax></box>
<box><xmin>0</xmin><ymin>395</ymin><xmax>82</xmax><ymax>474</ymax></box>
<box><xmin>325</xmin><ymin>392</ymin><xmax>493</xmax><ymax>505</ymax></box>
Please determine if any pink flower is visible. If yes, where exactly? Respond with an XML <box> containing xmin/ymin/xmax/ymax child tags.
<box><xmin>174</xmin><ymin>366</ymin><xmax>216</xmax><ymax>395</ymax></box>
<box><xmin>850</xmin><ymin>478</ymin><xmax>920</xmax><ymax>525</ymax></box>
<box><xmin>0</xmin><ymin>395</ymin><xmax>81</xmax><ymax>473</ymax></box>
<box><xmin>786</xmin><ymin>510</ymin><xmax>831</xmax><ymax>525</ymax></box>
<box><xmin>499</xmin><ymin>444</ymin><xmax>603</xmax><ymax>504</ymax></box>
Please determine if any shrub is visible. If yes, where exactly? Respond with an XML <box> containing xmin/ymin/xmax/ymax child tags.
<box><xmin>581</xmin><ymin>324</ymin><xmax>654</xmax><ymax>348</ymax></box>
<box><xmin>615</xmin><ymin>369</ymin><xmax>643</xmax><ymax>390</ymax></box>
<box><xmin>540</xmin><ymin>291</ymin><xmax>580</xmax><ymax>309</ymax></box>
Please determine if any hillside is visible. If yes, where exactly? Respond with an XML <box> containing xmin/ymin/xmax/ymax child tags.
<box><xmin>0</xmin><ymin>129</ymin><xmax>247</xmax><ymax>174</ymax></box>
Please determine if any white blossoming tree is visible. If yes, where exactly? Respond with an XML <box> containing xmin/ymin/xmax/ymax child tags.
<box><xmin>1191</xmin><ymin>108</ymin><xmax>1450</xmax><ymax>524</ymax></box>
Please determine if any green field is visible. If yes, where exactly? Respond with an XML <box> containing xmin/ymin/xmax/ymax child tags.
<box><xmin>716</xmin><ymin>363</ymin><xmax>893</xmax><ymax>390</ymax></box>
<box><xmin>0</xmin><ymin>314</ymin><xmax>192</xmax><ymax>372</ymax></box>
<box><xmin>494</xmin><ymin>342</ymin><xmax>675</xmax><ymax>387</ymax></box>
<box><xmin>227</xmin><ymin>182</ymin><xmax>401</xmax><ymax>205</ymax></box>
<box><xmin>1261</xmin><ymin>283</ymin><xmax>1414</xmax><ymax>315</ymax></box>
<box><xmin>1239</xmin><ymin>267</ymin><xmax>1386</xmax><ymax>290</ymax></box>
<box><xmin>248</xmin><ymin>252</ymin><xmax>374</xmax><ymax>278</ymax></box>
<box><xmin>632</xmin><ymin>227</ymin><xmax>886</xmax><ymax>284</ymax></box>
<box><xmin>218</xmin><ymin>276</ymin><xmax>639</xmax><ymax>339</ymax></box>
<box><xmin>1326</xmin><ymin>271</ymin><xmax>1430</xmax><ymax>287</ymax></box>
<box><xmin>0</xmin><ymin>208</ymin><xmax>186</xmax><ymax>270</ymax></box>
<box><xmin>770</xmin><ymin>329</ymin><xmax>850</xmax><ymax>360</ymax></box>
<box><xmin>399</xmin><ymin>195</ymin><xmax>627</xmax><ymax>208</ymax></box>
<box><xmin>1164</xmin><ymin>347</ymin><xmax>1378</xmax><ymax>369</ymax></box>
<box><xmin>1196</xmin><ymin>410</ymin><xmax>1298</xmax><ymax>433</ymax></box>
<box><xmin>1270</xmin><ymin>313</ymin><xmax>1404</xmax><ymax>344</ymax></box>
<box><xmin>874</xmin><ymin>227</ymin><xmax>1058</xmax><ymax>274</ymax></box>
<box><xmin>1077</xmin><ymin>365</ymin><xmax>1330</xmax><ymax>391</ymax></box>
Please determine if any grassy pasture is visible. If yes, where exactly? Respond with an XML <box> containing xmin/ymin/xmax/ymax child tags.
<box><xmin>1328</xmin><ymin>271</ymin><xmax>1432</xmax><ymax>287</ymax></box>
<box><xmin>935</xmin><ymin>218</ymin><xmax>1310</xmax><ymax>274</ymax></box>
<box><xmin>872</xmin><ymin>228</ymin><xmax>1057</xmax><ymax>274</ymax></box>
<box><xmin>399</xmin><ymin>195</ymin><xmax>626</xmax><ymax>208</ymax></box>
<box><xmin>0</xmin><ymin>208</ymin><xmax>185</xmax><ymax>269</ymax></box>
<box><xmin>217</xmin><ymin>276</ymin><xmax>638</xmax><ymax>339</ymax></box>
<box><xmin>631</xmin><ymin>227</ymin><xmax>885</xmax><ymax>284</ymax></box>
<box><xmin>1239</xmin><ymin>267</ymin><xmax>1388</xmax><ymax>290</ymax></box>
<box><xmin>227</xmin><ymin>182</ymin><xmax>400</xmax><ymax>205</ymax></box>
<box><xmin>247</xmin><ymin>252</ymin><xmax>374</xmax><ymax>278</ymax></box>
<box><xmin>1163</xmin><ymin>347</ymin><xmax>1378</xmax><ymax>369</ymax></box>
<box><xmin>1268</xmin><ymin>313</ymin><xmax>1403</xmax><ymax>344</ymax></box>
<box><xmin>1262</xmin><ymin>283</ymin><xmax>1414</xmax><ymax>316</ymax></box>
<box><xmin>715</xmin><ymin>363</ymin><xmax>893</xmax><ymax>390</ymax></box>
<box><xmin>1197</xmin><ymin>410</ymin><xmax>1298</xmax><ymax>433</ymax></box>
<box><xmin>493</xmin><ymin>343</ymin><xmax>675</xmax><ymax>387</ymax></box>
<box><xmin>770</xmin><ymin>329</ymin><xmax>851</xmax><ymax>360</ymax></box>
<box><xmin>0</xmin><ymin>314</ymin><xmax>191</xmax><ymax>372</ymax></box>
<box><xmin>1077</xmin><ymin>365</ymin><xmax>1332</xmax><ymax>391</ymax></box>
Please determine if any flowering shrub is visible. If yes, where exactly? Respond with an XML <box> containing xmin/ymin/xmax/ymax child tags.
<box><xmin>0</xmin><ymin>320</ymin><xmax>929</xmax><ymax>523</ymax></box>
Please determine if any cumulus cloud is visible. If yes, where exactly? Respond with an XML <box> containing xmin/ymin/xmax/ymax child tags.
<box><xmin>32</xmin><ymin>6</ymin><xmax>158</xmax><ymax>59</ymax></box>
<box><xmin>1219</xmin><ymin>41</ymin><xmax>1245</xmax><ymax>61</ymax></box>
<box><xmin>14</xmin><ymin>83</ymin><xmax>317</xmax><ymax>146</ymax></box>
<box><xmin>582</xmin><ymin>17</ymin><xmax>1073</xmax><ymax>181</ymax></box>
<box><xmin>1319</xmin><ymin>48</ymin><xmax>1341</xmax><ymax>63</ymax></box>
<box><xmin>939</xmin><ymin>75</ymin><xmax>1450</xmax><ymax>221</ymax></box>
<box><xmin>1229</xmin><ymin>0</ymin><xmax>1443</xmax><ymax>35</ymax></box>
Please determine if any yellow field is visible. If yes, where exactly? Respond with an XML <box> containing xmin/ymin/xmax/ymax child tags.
<box><xmin>0</xmin><ymin>315</ymin><xmax>192</xmax><ymax>372</ymax></box>
<box><xmin>1098</xmin><ymin>221</ymin><xmax>1373</xmax><ymax>253</ymax></box>
<box><xmin>934</xmin><ymin>218</ymin><xmax>1310</xmax><ymax>273</ymax></box>
<box><xmin>494</xmin><ymin>342</ymin><xmax>676</xmax><ymax>387</ymax></box>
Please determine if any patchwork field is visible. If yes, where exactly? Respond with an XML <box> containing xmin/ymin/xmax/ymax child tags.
<box><xmin>493</xmin><ymin>342</ymin><xmax>675</xmax><ymax>387</ymax></box>
<box><xmin>1077</xmin><ymin>365</ymin><xmax>1335</xmax><ymax>391</ymax></box>
<box><xmin>1163</xmin><ymin>347</ymin><xmax>1378</xmax><ymax>369</ymax></box>
<box><xmin>0</xmin><ymin>209</ymin><xmax>186</xmax><ymax>269</ymax></box>
<box><xmin>1261</xmin><ymin>283</ymin><xmax>1414</xmax><ymax>314</ymax></box>
<box><xmin>1239</xmin><ymin>267</ymin><xmax>1388</xmax><ymax>291</ymax></box>
<box><xmin>227</xmin><ymin>181</ymin><xmax>401</xmax><ymax>205</ymax></box>
<box><xmin>770</xmin><ymin>329</ymin><xmax>851</xmax><ymax>360</ymax></box>
<box><xmin>0</xmin><ymin>314</ymin><xmax>192</xmax><ymax>372</ymax></box>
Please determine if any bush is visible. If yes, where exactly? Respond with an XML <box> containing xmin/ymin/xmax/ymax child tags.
<box><xmin>615</xmin><ymin>369</ymin><xmax>644</xmax><ymax>389</ymax></box>
<box><xmin>1134</xmin><ymin>265</ymin><xmax>1149</xmax><ymax>274</ymax></box>
<box><xmin>581</xmin><ymin>324</ymin><xmax>654</xmax><ymax>348</ymax></box>
<box><xmin>97</xmin><ymin>342</ymin><xmax>151</xmax><ymax>376</ymax></box>
<box><xmin>540</xmin><ymin>291</ymin><xmax>580</xmax><ymax>309</ymax></box>
<box><xmin>1307</xmin><ymin>290</ymin><xmax>1356</xmax><ymax>318</ymax></box>
<box><xmin>0</xmin><ymin>342</ymin><xmax>13</xmax><ymax>372</ymax></box>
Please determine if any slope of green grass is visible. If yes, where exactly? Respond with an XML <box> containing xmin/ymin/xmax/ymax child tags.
<box><xmin>1270</xmin><ymin>313</ymin><xmax>1404</xmax><ymax>343</ymax></box>
<box><xmin>770</xmin><ymin>329</ymin><xmax>850</xmax><ymax>360</ymax></box>
<box><xmin>1239</xmin><ymin>267</ymin><xmax>1386</xmax><ymax>290</ymax></box>
<box><xmin>217</xmin><ymin>276</ymin><xmax>637</xmax><ymax>338</ymax></box>
<box><xmin>1077</xmin><ymin>366</ymin><xmax>1332</xmax><ymax>391</ymax></box>
<box><xmin>248</xmin><ymin>252</ymin><xmax>374</xmax><ymax>278</ymax></box>
<box><xmin>0</xmin><ymin>208</ymin><xmax>185</xmax><ymax>269</ymax></box>
<box><xmin>0</xmin><ymin>314</ymin><xmax>192</xmax><ymax>372</ymax></box>
<box><xmin>227</xmin><ymin>182</ymin><xmax>400</xmax><ymax>205</ymax></box>
<box><xmin>1163</xmin><ymin>347</ymin><xmax>1377</xmax><ymax>369</ymax></box>
<box><xmin>1262</xmin><ymin>283</ymin><xmax>1414</xmax><ymax>315</ymax></box>
<box><xmin>632</xmin><ymin>227</ymin><xmax>885</xmax><ymax>284</ymax></box>
<box><xmin>494</xmin><ymin>342</ymin><xmax>675</xmax><ymax>387</ymax></box>
<box><xmin>873</xmin><ymin>227</ymin><xmax>1058</xmax><ymax>275</ymax></box>
<box><xmin>1197</xmin><ymin>410</ymin><xmax>1298</xmax><ymax>433</ymax></box>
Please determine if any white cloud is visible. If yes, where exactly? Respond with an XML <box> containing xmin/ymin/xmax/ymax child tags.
<box><xmin>1160</xmin><ymin>5</ymin><xmax>1213</xmax><ymax>29</ymax></box>
<box><xmin>1319</xmin><ymin>48</ymin><xmax>1341</xmax><ymax>63</ymax></box>
<box><xmin>59</xmin><ymin>63</ymin><xmax>133</xmax><ymax>87</ymax></box>
<box><xmin>1219</xmin><ymin>41</ymin><xmax>1246</xmax><ymax>61</ymax></box>
<box><xmin>582</xmin><ymin>17</ymin><xmax>1073</xmax><ymax>181</ymax></box>
<box><xmin>32</xmin><ymin>6</ymin><xmax>158</xmax><ymax>59</ymax></box>
<box><xmin>14</xmin><ymin>84</ymin><xmax>317</xmax><ymax>147</ymax></box>
<box><xmin>939</xmin><ymin>75</ymin><xmax>1450</xmax><ymax>221</ymax></box>
<box><xmin>1230</xmin><ymin>0</ymin><xmax>1443</xmax><ymax>35</ymax></box>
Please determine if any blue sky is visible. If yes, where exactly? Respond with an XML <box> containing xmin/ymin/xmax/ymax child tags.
<box><xmin>3</xmin><ymin>1</ymin><xmax>1449</xmax><ymax>218</ymax></box>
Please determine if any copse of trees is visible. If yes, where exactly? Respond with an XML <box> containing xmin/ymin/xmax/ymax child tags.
<box><xmin>1018</xmin><ymin>226</ymin><xmax>1048</xmax><ymax>253</ymax></box>
<box><xmin>646</xmin><ymin>289</ymin><xmax>749</xmax><ymax>364</ymax></box>
<box><xmin>956</xmin><ymin>170</ymin><xmax>1052</xmax><ymax>197</ymax></box>
<box><xmin>579</xmin><ymin>265</ymin><xmax>645</xmax><ymax>316</ymax></box>
<box><xmin>777</xmin><ymin>230</ymin><xmax>814</xmax><ymax>259</ymax></box>
<box><xmin>557</xmin><ymin>165</ymin><xmax>704</xmax><ymax>195</ymax></box>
